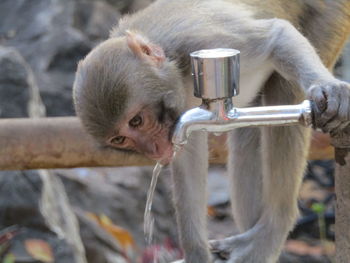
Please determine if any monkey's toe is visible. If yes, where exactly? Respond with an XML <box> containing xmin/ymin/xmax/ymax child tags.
<box><xmin>212</xmin><ymin>250</ymin><xmax>230</xmax><ymax>261</ymax></box>
<box><xmin>209</xmin><ymin>238</ymin><xmax>235</xmax><ymax>262</ymax></box>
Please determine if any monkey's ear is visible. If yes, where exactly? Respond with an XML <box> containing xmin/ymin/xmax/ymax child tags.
<box><xmin>126</xmin><ymin>30</ymin><xmax>165</xmax><ymax>67</ymax></box>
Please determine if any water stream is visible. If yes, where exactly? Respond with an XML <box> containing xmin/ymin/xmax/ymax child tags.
<box><xmin>144</xmin><ymin>146</ymin><xmax>181</xmax><ymax>245</ymax></box>
<box><xmin>144</xmin><ymin>161</ymin><xmax>163</xmax><ymax>245</ymax></box>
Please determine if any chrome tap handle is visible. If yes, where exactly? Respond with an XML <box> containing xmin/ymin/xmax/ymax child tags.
<box><xmin>190</xmin><ymin>48</ymin><xmax>240</xmax><ymax>99</ymax></box>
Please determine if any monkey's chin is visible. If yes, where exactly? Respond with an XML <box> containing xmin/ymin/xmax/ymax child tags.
<box><xmin>155</xmin><ymin>146</ymin><xmax>174</xmax><ymax>165</ymax></box>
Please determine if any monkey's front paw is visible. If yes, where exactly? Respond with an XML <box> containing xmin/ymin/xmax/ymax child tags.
<box><xmin>308</xmin><ymin>80</ymin><xmax>350</xmax><ymax>133</ymax></box>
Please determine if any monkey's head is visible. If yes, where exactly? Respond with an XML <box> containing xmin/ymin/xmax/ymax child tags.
<box><xmin>73</xmin><ymin>31</ymin><xmax>185</xmax><ymax>164</ymax></box>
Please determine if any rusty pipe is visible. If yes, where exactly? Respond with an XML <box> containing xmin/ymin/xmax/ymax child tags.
<box><xmin>0</xmin><ymin>117</ymin><xmax>154</xmax><ymax>170</ymax></box>
<box><xmin>0</xmin><ymin>117</ymin><xmax>336</xmax><ymax>170</ymax></box>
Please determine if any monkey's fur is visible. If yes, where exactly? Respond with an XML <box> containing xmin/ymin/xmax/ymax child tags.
<box><xmin>73</xmin><ymin>0</ymin><xmax>350</xmax><ymax>262</ymax></box>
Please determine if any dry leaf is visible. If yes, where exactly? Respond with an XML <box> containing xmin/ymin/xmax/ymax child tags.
<box><xmin>86</xmin><ymin>212</ymin><xmax>135</xmax><ymax>250</ymax></box>
<box><xmin>99</xmin><ymin>214</ymin><xmax>135</xmax><ymax>249</ymax></box>
<box><xmin>24</xmin><ymin>239</ymin><xmax>54</xmax><ymax>263</ymax></box>
<box><xmin>207</xmin><ymin>206</ymin><xmax>216</xmax><ymax>217</ymax></box>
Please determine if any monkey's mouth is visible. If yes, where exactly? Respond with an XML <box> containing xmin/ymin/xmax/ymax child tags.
<box><xmin>147</xmin><ymin>142</ymin><xmax>174</xmax><ymax>165</ymax></box>
<box><xmin>146</xmin><ymin>107</ymin><xmax>179</xmax><ymax>164</ymax></box>
<box><xmin>158</xmin><ymin>120</ymin><xmax>180</xmax><ymax>165</ymax></box>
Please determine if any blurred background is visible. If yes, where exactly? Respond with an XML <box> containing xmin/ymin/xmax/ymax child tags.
<box><xmin>0</xmin><ymin>0</ymin><xmax>349</xmax><ymax>262</ymax></box>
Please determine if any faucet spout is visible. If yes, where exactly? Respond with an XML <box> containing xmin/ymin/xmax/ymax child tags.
<box><xmin>172</xmin><ymin>100</ymin><xmax>312</xmax><ymax>147</ymax></box>
<box><xmin>172</xmin><ymin>106</ymin><xmax>214</xmax><ymax>146</ymax></box>
<box><xmin>172</xmin><ymin>97</ymin><xmax>234</xmax><ymax>145</ymax></box>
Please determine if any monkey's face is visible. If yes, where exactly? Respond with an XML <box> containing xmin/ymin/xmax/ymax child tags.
<box><xmin>74</xmin><ymin>33</ymin><xmax>185</xmax><ymax>164</ymax></box>
<box><xmin>106</xmin><ymin>102</ymin><xmax>177</xmax><ymax>164</ymax></box>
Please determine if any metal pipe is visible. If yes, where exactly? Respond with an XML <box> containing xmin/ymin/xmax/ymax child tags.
<box><xmin>0</xmin><ymin>117</ymin><xmax>153</xmax><ymax>170</ymax></box>
<box><xmin>172</xmin><ymin>100</ymin><xmax>312</xmax><ymax>145</ymax></box>
<box><xmin>172</xmin><ymin>48</ymin><xmax>313</xmax><ymax>146</ymax></box>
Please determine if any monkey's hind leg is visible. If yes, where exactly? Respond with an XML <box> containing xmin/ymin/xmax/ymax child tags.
<box><xmin>209</xmin><ymin>72</ymin><xmax>312</xmax><ymax>262</ymax></box>
<box><xmin>211</xmin><ymin>126</ymin><xmax>264</xmax><ymax>262</ymax></box>
<box><xmin>227</xmin><ymin>127</ymin><xmax>263</xmax><ymax>232</ymax></box>
<box><xmin>171</xmin><ymin>131</ymin><xmax>211</xmax><ymax>263</ymax></box>
<box><xmin>211</xmin><ymin>124</ymin><xmax>310</xmax><ymax>263</ymax></box>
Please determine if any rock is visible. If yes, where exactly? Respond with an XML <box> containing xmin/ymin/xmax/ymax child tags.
<box><xmin>83</xmin><ymin>0</ymin><xmax>155</xmax><ymax>14</ymax></box>
<box><xmin>0</xmin><ymin>163</ymin><xmax>142</xmax><ymax>263</ymax></box>
<box><xmin>127</xmin><ymin>0</ymin><xmax>155</xmax><ymax>13</ymax></box>
<box><xmin>0</xmin><ymin>0</ymin><xmax>121</xmax><ymax>116</ymax></box>
<box><xmin>57</xmin><ymin>166</ymin><xmax>178</xmax><ymax>248</ymax></box>
<box><xmin>73</xmin><ymin>1</ymin><xmax>121</xmax><ymax>43</ymax></box>
<box><xmin>87</xmin><ymin>0</ymin><xmax>133</xmax><ymax>13</ymax></box>
<box><xmin>0</xmin><ymin>43</ymin><xmax>86</xmax><ymax>262</ymax></box>
<box><xmin>0</xmin><ymin>171</ymin><xmax>45</xmax><ymax>228</ymax></box>
<box><xmin>1</xmin><ymin>227</ymin><xmax>76</xmax><ymax>263</ymax></box>
<box><xmin>0</xmin><ymin>37</ymin><xmax>83</xmax><ymax>263</ymax></box>
<box><xmin>75</xmin><ymin>208</ymin><xmax>128</xmax><ymax>263</ymax></box>
<box><xmin>0</xmin><ymin>171</ymin><xmax>83</xmax><ymax>263</ymax></box>
<box><xmin>40</xmin><ymin>171</ymin><xmax>88</xmax><ymax>263</ymax></box>
<box><xmin>0</xmin><ymin>46</ymin><xmax>45</xmax><ymax>118</ymax></box>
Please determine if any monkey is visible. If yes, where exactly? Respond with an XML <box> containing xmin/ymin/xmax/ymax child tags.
<box><xmin>73</xmin><ymin>0</ymin><xmax>350</xmax><ymax>262</ymax></box>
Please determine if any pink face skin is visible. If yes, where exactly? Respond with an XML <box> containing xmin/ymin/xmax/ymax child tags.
<box><xmin>106</xmin><ymin>105</ymin><xmax>174</xmax><ymax>164</ymax></box>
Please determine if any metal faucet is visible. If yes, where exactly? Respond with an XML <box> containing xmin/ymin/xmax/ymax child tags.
<box><xmin>172</xmin><ymin>48</ymin><xmax>312</xmax><ymax>146</ymax></box>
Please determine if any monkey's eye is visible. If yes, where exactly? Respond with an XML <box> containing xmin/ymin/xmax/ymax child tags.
<box><xmin>129</xmin><ymin>115</ymin><xmax>142</xmax><ymax>127</ymax></box>
<box><xmin>110</xmin><ymin>136</ymin><xmax>126</xmax><ymax>145</ymax></box>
